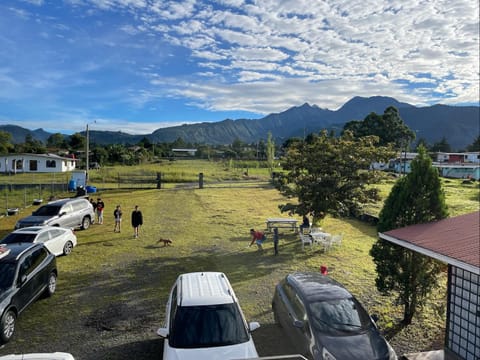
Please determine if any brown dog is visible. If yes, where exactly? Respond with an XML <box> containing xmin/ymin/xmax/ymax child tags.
<box><xmin>157</xmin><ymin>238</ymin><xmax>173</xmax><ymax>247</ymax></box>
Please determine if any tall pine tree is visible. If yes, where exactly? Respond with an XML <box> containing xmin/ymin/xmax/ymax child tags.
<box><xmin>370</xmin><ymin>145</ymin><xmax>448</xmax><ymax>324</ymax></box>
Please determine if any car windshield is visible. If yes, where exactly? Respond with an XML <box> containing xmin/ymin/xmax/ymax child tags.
<box><xmin>1</xmin><ymin>233</ymin><xmax>37</xmax><ymax>244</ymax></box>
<box><xmin>309</xmin><ymin>297</ymin><xmax>373</xmax><ymax>334</ymax></box>
<box><xmin>169</xmin><ymin>303</ymin><xmax>250</xmax><ymax>348</ymax></box>
<box><xmin>0</xmin><ymin>263</ymin><xmax>15</xmax><ymax>289</ymax></box>
<box><xmin>33</xmin><ymin>205</ymin><xmax>61</xmax><ymax>216</ymax></box>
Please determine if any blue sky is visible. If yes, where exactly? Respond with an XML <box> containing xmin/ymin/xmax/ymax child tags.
<box><xmin>0</xmin><ymin>0</ymin><xmax>478</xmax><ymax>135</ymax></box>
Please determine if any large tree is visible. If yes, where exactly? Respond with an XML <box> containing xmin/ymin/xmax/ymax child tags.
<box><xmin>0</xmin><ymin>131</ymin><xmax>13</xmax><ymax>154</ymax></box>
<box><xmin>278</xmin><ymin>130</ymin><xmax>394</xmax><ymax>223</ymax></box>
<box><xmin>370</xmin><ymin>146</ymin><xmax>448</xmax><ymax>325</ymax></box>
<box><xmin>343</xmin><ymin>106</ymin><xmax>415</xmax><ymax>149</ymax></box>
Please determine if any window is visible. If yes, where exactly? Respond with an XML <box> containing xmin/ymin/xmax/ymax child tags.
<box><xmin>46</xmin><ymin>160</ymin><xmax>57</xmax><ymax>168</ymax></box>
<box><xmin>447</xmin><ymin>267</ymin><xmax>479</xmax><ymax>359</ymax></box>
<box><xmin>29</xmin><ymin>160</ymin><xmax>38</xmax><ymax>171</ymax></box>
<box><xmin>37</xmin><ymin>232</ymin><xmax>50</xmax><ymax>243</ymax></box>
<box><xmin>169</xmin><ymin>303</ymin><xmax>249</xmax><ymax>348</ymax></box>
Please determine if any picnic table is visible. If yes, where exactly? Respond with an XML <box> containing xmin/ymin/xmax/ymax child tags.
<box><xmin>266</xmin><ymin>218</ymin><xmax>298</xmax><ymax>232</ymax></box>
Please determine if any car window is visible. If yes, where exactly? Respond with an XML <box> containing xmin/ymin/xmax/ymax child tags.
<box><xmin>72</xmin><ymin>201</ymin><xmax>87</xmax><ymax>212</ymax></box>
<box><xmin>309</xmin><ymin>297</ymin><xmax>373</xmax><ymax>334</ymax></box>
<box><xmin>30</xmin><ymin>247</ymin><xmax>48</xmax><ymax>271</ymax></box>
<box><xmin>37</xmin><ymin>232</ymin><xmax>50</xmax><ymax>243</ymax></box>
<box><xmin>0</xmin><ymin>263</ymin><xmax>15</xmax><ymax>289</ymax></box>
<box><xmin>50</xmin><ymin>229</ymin><xmax>64</xmax><ymax>237</ymax></box>
<box><xmin>34</xmin><ymin>205</ymin><xmax>61</xmax><ymax>216</ymax></box>
<box><xmin>0</xmin><ymin>233</ymin><xmax>36</xmax><ymax>244</ymax></box>
<box><xmin>283</xmin><ymin>283</ymin><xmax>305</xmax><ymax>320</ymax></box>
<box><xmin>169</xmin><ymin>285</ymin><xmax>178</xmax><ymax>332</ymax></box>
<box><xmin>20</xmin><ymin>248</ymin><xmax>48</xmax><ymax>279</ymax></box>
<box><xmin>61</xmin><ymin>204</ymin><xmax>73</xmax><ymax>215</ymax></box>
<box><xmin>170</xmin><ymin>303</ymin><xmax>249</xmax><ymax>348</ymax></box>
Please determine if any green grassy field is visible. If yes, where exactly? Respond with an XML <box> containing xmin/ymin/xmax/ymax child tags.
<box><xmin>0</xmin><ymin>161</ymin><xmax>478</xmax><ymax>358</ymax></box>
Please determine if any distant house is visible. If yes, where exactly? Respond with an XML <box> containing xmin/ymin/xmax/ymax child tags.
<box><xmin>0</xmin><ymin>153</ymin><xmax>77</xmax><ymax>173</ymax></box>
<box><xmin>434</xmin><ymin>152</ymin><xmax>480</xmax><ymax>164</ymax></box>
<box><xmin>172</xmin><ymin>148</ymin><xmax>197</xmax><ymax>157</ymax></box>
<box><xmin>379</xmin><ymin>212</ymin><xmax>479</xmax><ymax>360</ymax></box>
<box><xmin>433</xmin><ymin>152</ymin><xmax>480</xmax><ymax>180</ymax></box>
<box><xmin>389</xmin><ymin>151</ymin><xmax>418</xmax><ymax>174</ymax></box>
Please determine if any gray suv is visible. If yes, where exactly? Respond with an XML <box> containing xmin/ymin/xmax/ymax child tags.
<box><xmin>15</xmin><ymin>198</ymin><xmax>95</xmax><ymax>230</ymax></box>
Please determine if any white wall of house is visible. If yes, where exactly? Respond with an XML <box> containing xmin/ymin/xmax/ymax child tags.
<box><xmin>0</xmin><ymin>154</ymin><xmax>77</xmax><ymax>173</ymax></box>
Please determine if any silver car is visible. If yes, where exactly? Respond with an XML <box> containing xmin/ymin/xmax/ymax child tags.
<box><xmin>15</xmin><ymin>198</ymin><xmax>94</xmax><ymax>230</ymax></box>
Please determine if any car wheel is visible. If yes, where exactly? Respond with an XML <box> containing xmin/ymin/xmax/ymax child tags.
<box><xmin>45</xmin><ymin>272</ymin><xmax>57</xmax><ymax>297</ymax></box>
<box><xmin>0</xmin><ymin>310</ymin><xmax>16</xmax><ymax>343</ymax></box>
<box><xmin>63</xmin><ymin>241</ymin><xmax>74</xmax><ymax>255</ymax></box>
<box><xmin>81</xmin><ymin>216</ymin><xmax>91</xmax><ymax>230</ymax></box>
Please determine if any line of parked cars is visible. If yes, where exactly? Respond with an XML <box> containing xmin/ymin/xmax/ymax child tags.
<box><xmin>157</xmin><ymin>271</ymin><xmax>397</xmax><ymax>360</ymax></box>
<box><xmin>0</xmin><ymin>197</ymin><xmax>95</xmax><ymax>358</ymax></box>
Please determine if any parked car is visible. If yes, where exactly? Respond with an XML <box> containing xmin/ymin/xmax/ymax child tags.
<box><xmin>272</xmin><ymin>272</ymin><xmax>397</xmax><ymax>360</ymax></box>
<box><xmin>0</xmin><ymin>352</ymin><xmax>75</xmax><ymax>360</ymax></box>
<box><xmin>0</xmin><ymin>243</ymin><xmax>57</xmax><ymax>343</ymax></box>
<box><xmin>15</xmin><ymin>198</ymin><xmax>94</xmax><ymax>230</ymax></box>
<box><xmin>0</xmin><ymin>226</ymin><xmax>77</xmax><ymax>256</ymax></box>
<box><xmin>157</xmin><ymin>271</ymin><xmax>260</xmax><ymax>360</ymax></box>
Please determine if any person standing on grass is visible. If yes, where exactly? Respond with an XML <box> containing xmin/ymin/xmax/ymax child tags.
<box><xmin>249</xmin><ymin>228</ymin><xmax>266</xmax><ymax>250</ymax></box>
<box><xmin>131</xmin><ymin>205</ymin><xmax>143</xmax><ymax>238</ymax></box>
<box><xmin>113</xmin><ymin>205</ymin><xmax>122</xmax><ymax>233</ymax></box>
<box><xmin>273</xmin><ymin>227</ymin><xmax>279</xmax><ymax>255</ymax></box>
<box><xmin>96</xmin><ymin>197</ymin><xmax>105</xmax><ymax>224</ymax></box>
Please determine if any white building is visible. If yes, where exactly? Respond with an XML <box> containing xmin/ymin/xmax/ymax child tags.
<box><xmin>0</xmin><ymin>153</ymin><xmax>77</xmax><ymax>173</ymax></box>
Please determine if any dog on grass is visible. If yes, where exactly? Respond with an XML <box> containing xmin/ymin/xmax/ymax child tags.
<box><xmin>157</xmin><ymin>238</ymin><xmax>173</xmax><ymax>247</ymax></box>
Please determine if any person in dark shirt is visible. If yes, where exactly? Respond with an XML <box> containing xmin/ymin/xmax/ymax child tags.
<box><xmin>131</xmin><ymin>205</ymin><xmax>143</xmax><ymax>238</ymax></box>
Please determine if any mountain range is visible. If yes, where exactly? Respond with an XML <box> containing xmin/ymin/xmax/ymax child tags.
<box><xmin>1</xmin><ymin>96</ymin><xmax>478</xmax><ymax>150</ymax></box>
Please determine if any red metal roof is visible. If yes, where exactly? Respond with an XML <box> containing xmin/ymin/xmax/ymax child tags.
<box><xmin>379</xmin><ymin>211</ymin><xmax>479</xmax><ymax>273</ymax></box>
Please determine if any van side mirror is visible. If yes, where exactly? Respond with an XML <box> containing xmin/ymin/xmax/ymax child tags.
<box><xmin>157</xmin><ymin>327</ymin><xmax>168</xmax><ymax>338</ymax></box>
<box><xmin>249</xmin><ymin>322</ymin><xmax>260</xmax><ymax>332</ymax></box>
<box><xmin>59</xmin><ymin>211</ymin><xmax>67</xmax><ymax>217</ymax></box>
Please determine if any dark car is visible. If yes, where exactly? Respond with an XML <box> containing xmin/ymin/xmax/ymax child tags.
<box><xmin>272</xmin><ymin>272</ymin><xmax>397</xmax><ymax>360</ymax></box>
<box><xmin>0</xmin><ymin>243</ymin><xmax>57</xmax><ymax>343</ymax></box>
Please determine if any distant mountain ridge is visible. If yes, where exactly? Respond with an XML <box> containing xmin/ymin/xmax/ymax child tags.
<box><xmin>1</xmin><ymin>96</ymin><xmax>478</xmax><ymax>150</ymax></box>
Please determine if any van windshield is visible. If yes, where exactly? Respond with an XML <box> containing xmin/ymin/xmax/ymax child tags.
<box><xmin>33</xmin><ymin>205</ymin><xmax>61</xmax><ymax>216</ymax></box>
<box><xmin>0</xmin><ymin>263</ymin><xmax>15</xmax><ymax>289</ymax></box>
<box><xmin>169</xmin><ymin>304</ymin><xmax>249</xmax><ymax>348</ymax></box>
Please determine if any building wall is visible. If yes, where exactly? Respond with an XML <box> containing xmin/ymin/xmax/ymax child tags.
<box><xmin>446</xmin><ymin>266</ymin><xmax>479</xmax><ymax>360</ymax></box>
<box><xmin>0</xmin><ymin>155</ymin><xmax>76</xmax><ymax>173</ymax></box>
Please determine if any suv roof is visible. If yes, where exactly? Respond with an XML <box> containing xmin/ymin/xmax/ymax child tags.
<box><xmin>287</xmin><ymin>272</ymin><xmax>352</xmax><ymax>302</ymax></box>
<box><xmin>47</xmin><ymin>198</ymin><xmax>87</xmax><ymax>205</ymax></box>
<box><xmin>0</xmin><ymin>243</ymin><xmax>42</xmax><ymax>262</ymax></box>
<box><xmin>178</xmin><ymin>272</ymin><xmax>236</xmax><ymax>307</ymax></box>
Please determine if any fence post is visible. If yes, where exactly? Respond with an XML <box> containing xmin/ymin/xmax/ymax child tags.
<box><xmin>199</xmin><ymin>172</ymin><xmax>204</xmax><ymax>189</ymax></box>
<box><xmin>157</xmin><ymin>172</ymin><xmax>162</xmax><ymax>189</ymax></box>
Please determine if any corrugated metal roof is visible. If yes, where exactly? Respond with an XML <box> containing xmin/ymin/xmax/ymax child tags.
<box><xmin>379</xmin><ymin>211</ymin><xmax>479</xmax><ymax>273</ymax></box>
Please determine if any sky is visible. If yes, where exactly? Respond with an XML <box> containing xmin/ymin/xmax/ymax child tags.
<box><xmin>0</xmin><ymin>0</ymin><xmax>478</xmax><ymax>135</ymax></box>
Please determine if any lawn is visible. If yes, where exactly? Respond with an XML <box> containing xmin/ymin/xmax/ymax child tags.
<box><xmin>0</xmin><ymin>161</ymin><xmax>477</xmax><ymax>359</ymax></box>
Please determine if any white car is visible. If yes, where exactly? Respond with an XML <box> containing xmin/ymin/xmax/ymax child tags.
<box><xmin>0</xmin><ymin>353</ymin><xmax>74</xmax><ymax>360</ymax></box>
<box><xmin>158</xmin><ymin>272</ymin><xmax>260</xmax><ymax>360</ymax></box>
<box><xmin>0</xmin><ymin>226</ymin><xmax>77</xmax><ymax>256</ymax></box>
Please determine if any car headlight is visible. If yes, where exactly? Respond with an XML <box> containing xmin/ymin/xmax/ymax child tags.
<box><xmin>322</xmin><ymin>347</ymin><xmax>337</xmax><ymax>360</ymax></box>
<box><xmin>387</xmin><ymin>342</ymin><xmax>397</xmax><ymax>360</ymax></box>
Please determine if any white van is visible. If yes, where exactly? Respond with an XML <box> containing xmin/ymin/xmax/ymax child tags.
<box><xmin>158</xmin><ymin>272</ymin><xmax>260</xmax><ymax>360</ymax></box>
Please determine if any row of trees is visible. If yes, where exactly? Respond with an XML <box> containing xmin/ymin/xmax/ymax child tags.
<box><xmin>277</xmin><ymin>107</ymin><xmax>450</xmax><ymax>325</ymax></box>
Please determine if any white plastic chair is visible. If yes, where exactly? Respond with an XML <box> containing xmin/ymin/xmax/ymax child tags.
<box><xmin>300</xmin><ymin>234</ymin><xmax>313</xmax><ymax>250</ymax></box>
<box><xmin>330</xmin><ymin>234</ymin><xmax>343</xmax><ymax>247</ymax></box>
